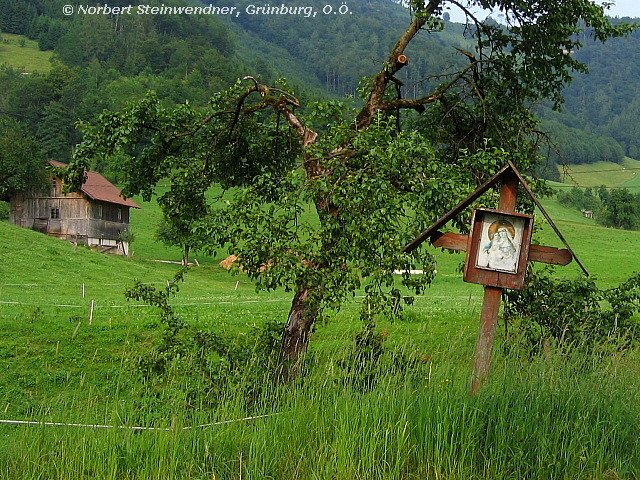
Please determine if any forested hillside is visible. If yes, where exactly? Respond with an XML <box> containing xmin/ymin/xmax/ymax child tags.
<box><xmin>0</xmin><ymin>0</ymin><xmax>245</xmax><ymax>172</ymax></box>
<box><xmin>217</xmin><ymin>0</ymin><xmax>470</xmax><ymax>98</ymax></box>
<box><xmin>0</xmin><ymin>0</ymin><xmax>469</xmax><ymax>172</ymax></box>
<box><xmin>0</xmin><ymin>0</ymin><xmax>638</xmax><ymax>180</ymax></box>
<box><xmin>539</xmin><ymin>21</ymin><xmax>640</xmax><ymax>165</ymax></box>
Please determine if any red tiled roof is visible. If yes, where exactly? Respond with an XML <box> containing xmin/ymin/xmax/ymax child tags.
<box><xmin>49</xmin><ymin>161</ymin><xmax>140</xmax><ymax>208</ymax></box>
<box><xmin>82</xmin><ymin>170</ymin><xmax>141</xmax><ymax>208</ymax></box>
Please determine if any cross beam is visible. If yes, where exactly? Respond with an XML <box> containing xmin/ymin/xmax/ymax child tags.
<box><xmin>430</xmin><ymin>232</ymin><xmax>572</xmax><ymax>266</ymax></box>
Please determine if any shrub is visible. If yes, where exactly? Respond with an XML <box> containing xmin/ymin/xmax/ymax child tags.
<box><xmin>124</xmin><ymin>271</ymin><xmax>282</xmax><ymax>416</ymax></box>
<box><xmin>0</xmin><ymin>201</ymin><xmax>9</xmax><ymax>220</ymax></box>
<box><xmin>502</xmin><ymin>268</ymin><xmax>640</xmax><ymax>357</ymax></box>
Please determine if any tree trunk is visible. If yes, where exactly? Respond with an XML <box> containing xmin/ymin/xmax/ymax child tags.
<box><xmin>276</xmin><ymin>285</ymin><xmax>319</xmax><ymax>380</ymax></box>
<box><xmin>182</xmin><ymin>245</ymin><xmax>190</xmax><ymax>266</ymax></box>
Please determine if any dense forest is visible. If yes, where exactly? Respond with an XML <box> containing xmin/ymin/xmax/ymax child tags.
<box><xmin>0</xmin><ymin>0</ymin><xmax>639</xmax><ymax>180</ymax></box>
<box><xmin>0</xmin><ymin>0</ymin><xmax>469</xmax><ymax>173</ymax></box>
<box><xmin>0</xmin><ymin>0</ymin><xmax>245</xmax><ymax>169</ymax></box>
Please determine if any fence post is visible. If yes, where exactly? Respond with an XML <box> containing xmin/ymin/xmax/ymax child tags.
<box><xmin>89</xmin><ymin>300</ymin><xmax>94</xmax><ymax>325</ymax></box>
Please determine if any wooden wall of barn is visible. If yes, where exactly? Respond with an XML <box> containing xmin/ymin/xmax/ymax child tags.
<box><xmin>87</xmin><ymin>201</ymin><xmax>131</xmax><ymax>242</ymax></box>
<box><xmin>10</xmin><ymin>194</ymin><xmax>131</xmax><ymax>244</ymax></box>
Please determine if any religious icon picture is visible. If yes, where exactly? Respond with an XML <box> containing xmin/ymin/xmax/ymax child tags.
<box><xmin>475</xmin><ymin>212</ymin><xmax>526</xmax><ymax>273</ymax></box>
<box><xmin>463</xmin><ymin>208</ymin><xmax>533</xmax><ymax>289</ymax></box>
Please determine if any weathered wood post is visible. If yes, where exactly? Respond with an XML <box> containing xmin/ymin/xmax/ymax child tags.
<box><xmin>469</xmin><ymin>172</ymin><xmax>518</xmax><ymax>395</ymax></box>
<box><xmin>470</xmin><ymin>286</ymin><xmax>502</xmax><ymax>393</ymax></box>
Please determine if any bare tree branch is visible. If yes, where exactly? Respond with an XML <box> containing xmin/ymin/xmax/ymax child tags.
<box><xmin>355</xmin><ymin>0</ymin><xmax>443</xmax><ymax>129</ymax></box>
<box><xmin>378</xmin><ymin>58</ymin><xmax>479</xmax><ymax>111</ymax></box>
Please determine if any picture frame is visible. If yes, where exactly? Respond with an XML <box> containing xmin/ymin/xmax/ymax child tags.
<box><xmin>463</xmin><ymin>208</ymin><xmax>534</xmax><ymax>290</ymax></box>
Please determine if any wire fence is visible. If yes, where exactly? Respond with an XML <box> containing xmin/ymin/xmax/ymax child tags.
<box><xmin>0</xmin><ymin>298</ymin><xmax>482</xmax><ymax>321</ymax></box>
<box><xmin>0</xmin><ymin>413</ymin><xmax>280</xmax><ymax>432</ymax></box>
<box><xmin>0</xmin><ymin>279</ymin><xmax>483</xmax><ymax>323</ymax></box>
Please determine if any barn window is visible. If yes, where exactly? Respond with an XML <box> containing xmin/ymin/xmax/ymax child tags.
<box><xmin>50</xmin><ymin>208</ymin><xmax>60</xmax><ymax>219</ymax></box>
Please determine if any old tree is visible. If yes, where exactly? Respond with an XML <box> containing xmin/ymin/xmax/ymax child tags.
<box><xmin>70</xmin><ymin>0</ymin><xmax>633</xmax><ymax>374</ymax></box>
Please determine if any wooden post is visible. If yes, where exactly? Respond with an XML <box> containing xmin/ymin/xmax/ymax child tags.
<box><xmin>498</xmin><ymin>172</ymin><xmax>518</xmax><ymax>211</ymax></box>
<box><xmin>469</xmin><ymin>173</ymin><xmax>518</xmax><ymax>395</ymax></box>
<box><xmin>470</xmin><ymin>286</ymin><xmax>502</xmax><ymax>394</ymax></box>
<box><xmin>89</xmin><ymin>299</ymin><xmax>94</xmax><ymax>325</ymax></box>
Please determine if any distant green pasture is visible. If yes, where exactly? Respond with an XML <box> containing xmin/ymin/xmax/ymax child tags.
<box><xmin>0</xmin><ymin>33</ymin><xmax>52</xmax><ymax>73</ymax></box>
<box><xmin>2</xmin><ymin>182</ymin><xmax>636</xmax><ymax>422</ymax></box>
<box><xmin>557</xmin><ymin>157</ymin><xmax>640</xmax><ymax>189</ymax></box>
<box><xmin>2</xmin><ymin>180</ymin><xmax>640</xmax><ymax>478</ymax></box>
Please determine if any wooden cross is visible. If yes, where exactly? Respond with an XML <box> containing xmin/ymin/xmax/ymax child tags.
<box><xmin>403</xmin><ymin>162</ymin><xmax>587</xmax><ymax>395</ymax></box>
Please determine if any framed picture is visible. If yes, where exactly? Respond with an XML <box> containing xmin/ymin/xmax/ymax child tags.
<box><xmin>464</xmin><ymin>209</ymin><xmax>533</xmax><ymax>290</ymax></box>
<box><xmin>475</xmin><ymin>212</ymin><xmax>526</xmax><ymax>273</ymax></box>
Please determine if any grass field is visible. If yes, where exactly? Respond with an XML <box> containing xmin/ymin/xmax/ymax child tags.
<box><xmin>558</xmin><ymin>157</ymin><xmax>640</xmax><ymax>189</ymax></box>
<box><xmin>1</xmin><ymin>184</ymin><xmax>640</xmax><ymax>478</ymax></box>
<box><xmin>0</xmin><ymin>33</ymin><xmax>52</xmax><ymax>73</ymax></box>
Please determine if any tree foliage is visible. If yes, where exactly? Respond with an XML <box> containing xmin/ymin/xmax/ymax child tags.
<box><xmin>598</xmin><ymin>186</ymin><xmax>640</xmax><ymax>230</ymax></box>
<box><xmin>556</xmin><ymin>186</ymin><xmax>600</xmax><ymax>212</ymax></box>
<box><xmin>71</xmin><ymin>0</ymin><xmax>635</xmax><ymax>376</ymax></box>
<box><xmin>0</xmin><ymin>117</ymin><xmax>48</xmax><ymax>201</ymax></box>
<box><xmin>542</xmin><ymin>119</ymin><xmax>625</xmax><ymax>165</ymax></box>
<box><xmin>547</xmin><ymin>21</ymin><xmax>640</xmax><ymax>160</ymax></box>
<box><xmin>557</xmin><ymin>185</ymin><xmax>640</xmax><ymax>230</ymax></box>
<box><xmin>124</xmin><ymin>271</ymin><xmax>283</xmax><ymax>410</ymax></box>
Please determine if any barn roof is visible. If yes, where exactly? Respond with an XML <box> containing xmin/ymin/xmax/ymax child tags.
<box><xmin>49</xmin><ymin>161</ymin><xmax>140</xmax><ymax>209</ymax></box>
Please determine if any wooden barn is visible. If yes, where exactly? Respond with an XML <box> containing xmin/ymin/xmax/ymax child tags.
<box><xmin>9</xmin><ymin>161</ymin><xmax>140</xmax><ymax>255</ymax></box>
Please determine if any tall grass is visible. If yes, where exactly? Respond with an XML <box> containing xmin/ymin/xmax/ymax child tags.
<box><xmin>2</xmin><ymin>347</ymin><xmax>639</xmax><ymax>479</ymax></box>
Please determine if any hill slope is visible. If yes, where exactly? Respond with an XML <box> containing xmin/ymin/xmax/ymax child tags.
<box><xmin>557</xmin><ymin>158</ymin><xmax>640</xmax><ymax>189</ymax></box>
<box><xmin>2</xmin><ymin>175</ymin><xmax>639</xmax><ymax>295</ymax></box>
<box><xmin>218</xmin><ymin>0</ymin><xmax>472</xmax><ymax>98</ymax></box>
<box><xmin>0</xmin><ymin>33</ymin><xmax>52</xmax><ymax>72</ymax></box>
<box><xmin>1</xmin><ymin>0</ymin><xmax>639</xmax><ymax>177</ymax></box>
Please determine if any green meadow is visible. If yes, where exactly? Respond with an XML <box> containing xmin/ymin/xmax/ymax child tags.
<box><xmin>0</xmin><ymin>33</ymin><xmax>53</xmax><ymax>73</ymax></box>
<box><xmin>1</xmin><ymin>181</ymin><xmax>640</xmax><ymax>479</ymax></box>
<box><xmin>558</xmin><ymin>157</ymin><xmax>640</xmax><ymax>189</ymax></box>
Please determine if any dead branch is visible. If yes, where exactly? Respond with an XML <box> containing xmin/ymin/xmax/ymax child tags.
<box><xmin>355</xmin><ymin>0</ymin><xmax>443</xmax><ymax>129</ymax></box>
